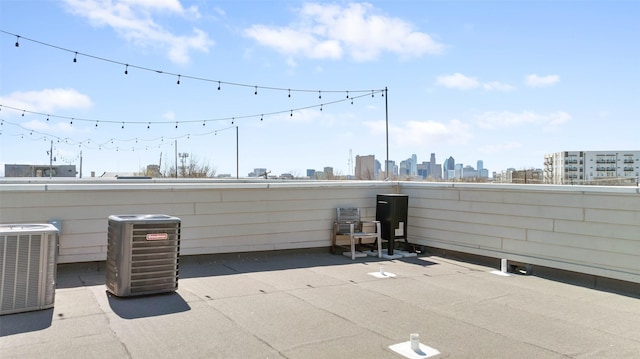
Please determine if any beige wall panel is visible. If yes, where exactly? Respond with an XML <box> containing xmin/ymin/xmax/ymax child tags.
<box><xmin>411</xmin><ymin>197</ymin><xmax>584</xmax><ymax>221</ymax></box>
<box><xmin>554</xmin><ymin>219</ymin><xmax>638</xmax><ymax>241</ymax></box>
<box><xmin>410</xmin><ymin>208</ymin><xmax>554</xmax><ymax>232</ymax></box>
<box><xmin>585</xmin><ymin>208</ymin><xmax>640</xmax><ymax>226</ymax></box>
<box><xmin>527</xmin><ymin>229</ymin><xmax>640</xmax><ymax>255</ymax></box>
<box><xmin>411</xmin><ymin>227</ymin><xmax>502</xmax><ymax>250</ymax></box>
<box><xmin>415</xmin><ymin>218</ymin><xmax>526</xmax><ymax>241</ymax></box>
<box><xmin>501</xmin><ymin>238</ymin><xmax>638</xmax><ymax>272</ymax></box>
<box><xmin>582</xmin><ymin>193</ymin><xmax>640</xmax><ymax>211</ymax></box>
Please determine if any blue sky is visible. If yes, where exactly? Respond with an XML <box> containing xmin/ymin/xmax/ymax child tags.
<box><xmin>1</xmin><ymin>0</ymin><xmax>638</xmax><ymax>177</ymax></box>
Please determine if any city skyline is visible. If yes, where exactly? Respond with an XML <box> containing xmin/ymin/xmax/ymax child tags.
<box><xmin>1</xmin><ymin>1</ymin><xmax>638</xmax><ymax>177</ymax></box>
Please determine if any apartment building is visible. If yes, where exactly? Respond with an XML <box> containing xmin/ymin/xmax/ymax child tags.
<box><xmin>544</xmin><ymin>151</ymin><xmax>640</xmax><ymax>185</ymax></box>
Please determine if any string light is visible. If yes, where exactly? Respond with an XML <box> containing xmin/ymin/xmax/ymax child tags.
<box><xmin>124</xmin><ymin>64</ymin><xmax>128</xmax><ymax>75</ymax></box>
<box><xmin>2</xmin><ymin>30</ymin><xmax>383</xmax><ymax>98</ymax></box>
<box><xmin>177</xmin><ymin>74</ymin><xmax>181</xmax><ymax>85</ymax></box>
<box><xmin>73</xmin><ymin>52</ymin><xmax>77</xmax><ymax>63</ymax></box>
<box><xmin>319</xmin><ymin>91</ymin><xmax>322</xmax><ymax>99</ymax></box>
<box><xmin>0</xmin><ymin>89</ymin><xmax>383</xmax><ymax>129</ymax></box>
<box><xmin>254</xmin><ymin>86</ymin><xmax>258</xmax><ymax>95</ymax></box>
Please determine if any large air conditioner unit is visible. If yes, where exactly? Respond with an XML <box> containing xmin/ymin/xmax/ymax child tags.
<box><xmin>0</xmin><ymin>224</ymin><xmax>59</xmax><ymax>315</ymax></box>
<box><xmin>106</xmin><ymin>214</ymin><xmax>181</xmax><ymax>297</ymax></box>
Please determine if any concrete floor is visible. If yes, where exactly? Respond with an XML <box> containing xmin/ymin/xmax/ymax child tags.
<box><xmin>2</xmin><ymin>249</ymin><xmax>639</xmax><ymax>358</ymax></box>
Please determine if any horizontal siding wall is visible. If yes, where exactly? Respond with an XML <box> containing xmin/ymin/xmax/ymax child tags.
<box><xmin>400</xmin><ymin>182</ymin><xmax>640</xmax><ymax>284</ymax></box>
<box><xmin>0</xmin><ymin>180</ymin><xmax>397</xmax><ymax>263</ymax></box>
<box><xmin>1</xmin><ymin>179</ymin><xmax>638</xmax><ymax>284</ymax></box>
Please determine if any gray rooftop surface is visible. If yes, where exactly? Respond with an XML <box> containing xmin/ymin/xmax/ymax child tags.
<box><xmin>1</xmin><ymin>249</ymin><xmax>639</xmax><ymax>358</ymax></box>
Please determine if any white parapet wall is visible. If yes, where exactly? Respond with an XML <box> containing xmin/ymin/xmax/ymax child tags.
<box><xmin>1</xmin><ymin>179</ymin><xmax>638</xmax><ymax>284</ymax></box>
<box><xmin>0</xmin><ymin>179</ymin><xmax>396</xmax><ymax>263</ymax></box>
<box><xmin>400</xmin><ymin>182</ymin><xmax>640</xmax><ymax>284</ymax></box>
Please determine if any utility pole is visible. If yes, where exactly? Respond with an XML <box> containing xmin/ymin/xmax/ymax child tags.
<box><xmin>174</xmin><ymin>140</ymin><xmax>178</xmax><ymax>178</ymax></box>
<box><xmin>47</xmin><ymin>140</ymin><xmax>55</xmax><ymax>178</ymax></box>
<box><xmin>178</xmin><ymin>152</ymin><xmax>189</xmax><ymax>177</ymax></box>
<box><xmin>236</xmin><ymin>126</ymin><xmax>240</xmax><ymax>179</ymax></box>
<box><xmin>79</xmin><ymin>150</ymin><xmax>83</xmax><ymax>178</ymax></box>
<box><xmin>384</xmin><ymin>86</ymin><xmax>389</xmax><ymax>180</ymax></box>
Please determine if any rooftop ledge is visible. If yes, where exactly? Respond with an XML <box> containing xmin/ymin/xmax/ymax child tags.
<box><xmin>1</xmin><ymin>179</ymin><xmax>639</xmax><ymax>286</ymax></box>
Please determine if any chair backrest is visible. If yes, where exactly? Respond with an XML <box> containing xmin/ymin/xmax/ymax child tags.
<box><xmin>336</xmin><ymin>207</ymin><xmax>361</xmax><ymax>234</ymax></box>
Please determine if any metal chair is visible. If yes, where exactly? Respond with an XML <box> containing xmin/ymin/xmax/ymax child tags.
<box><xmin>331</xmin><ymin>207</ymin><xmax>382</xmax><ymax>260</ymax></box>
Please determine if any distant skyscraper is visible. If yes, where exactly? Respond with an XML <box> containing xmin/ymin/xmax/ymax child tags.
<box><xmin>411</xmin><ymin>154</ymin><xmax>418</xmax><ymax>176</ymax></box>
<box><xmin>417</xmin><ymin>162</ymin><xmax>428</xmax><ymax>179</ymax></box>
<box><xmin>443</xmin><ymin>156</ymin><xmax>455</xmax><ymax>180</ymax></box>
<box><xmin>399</xmin><ymin>159</ymin><xmax>411</xmax><ymax>177</ymax></box>
<box><xmin>429</xmin><ymin>153</ymin><xmax>438</xmax><ymax>179</ymax></box>
<box><xmin>454</xmin><ymin>163</ymin><xmax>463</xmax><ymax>179</ymax></box>
<box><xmin>355</xmin><ymin>155</ymin><xmax>376</xmax><ymax>180</ymax></box>
<box><xmin>384</xmin><ymin>160</ymin><xmax>397</xmax><ymax>178</ymax></box>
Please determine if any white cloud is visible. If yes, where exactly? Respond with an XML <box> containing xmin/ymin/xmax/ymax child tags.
<box><xmin>525</xmin><ymin>74</ymin><xmax>560</xmax><ymax>87</ymax></box>
<box><xmin>0</xmin><ymin>88</ymin><xmax>93</xmax><ymax>113</ymax></box>
<box><xmin>162</xmin><ymin>111</ymin><xmax>175</xmax><ymax>120</ymax></box>
<box><xmin>436</xmin><ymin>73</ymin><xmax>479</xmax><ymax>90</ymax></box>
<box><xmin>244</xmin><ymin>2</ymin><xmax>444</xmax><ymax>62</ymax></box>
<box><xmin>437</xmin><ymin>75</ymin><xmax>515</xmax><ymax>91</ymax></box>
<box><xmin>63</xmin><ymin>0</ymin><xmax>212</xmax><ymax>64</ymax></box>
<box><xmin>364</xmin><ymin>118</ymin><xmax>472</xmax><ymax>146</ymax></box>
<box><xmin>483</xmin><ymin>81</ymin><xmax>515</xmax><ymax>92</ymax></box>
<box><xmin>476</xmin><ymin>111</ymin><xmax>571</xmax><ymax>129</ymax></box>
<box><xmin>20</xmin><ymin>119</ymin><xmax>87</xmax><ymax>134</ymax></box>
<box><xmin>479</xmin><ymin>142</ymin><xmax>523</xmax><ymax>154</ymax></box>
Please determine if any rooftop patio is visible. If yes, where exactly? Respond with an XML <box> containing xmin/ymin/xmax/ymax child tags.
<box><xmin>2</xmin><ymin>249</ymin><xmax>639</xmax><ymax>358</ymax></box>
<box><xmin>1</xmin><ymin>179</ymin><xmax>639</xmax><ymax>357</ymax></box>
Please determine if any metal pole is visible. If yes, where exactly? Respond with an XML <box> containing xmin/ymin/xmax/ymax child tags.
<box><xmin>174</xmin><ymin>140</ymin><xmax>178</xmax><ymax>178</ymax></box>
<box><xmin>236</xmin><ymin>126</ymin><xmax>239</xmax><ymax>179</ymax></box>
<box><xmin>49</xmin><ymin>140</ymin><xmax>53</xmax><ymax>179</ymax></box>
<box><xmin>385</xmin><ymin>87</ymin><xmax>389</xmax><ymax>180</ymax></box>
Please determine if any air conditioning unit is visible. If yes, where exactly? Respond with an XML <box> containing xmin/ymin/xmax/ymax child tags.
<box><xmin>0</xmin><ymin>224</ymin><xmax>59</xmax><ymax>315</ymax></box>
<box><xmin>106</xmin><ymin>214</ymin><xmax>180</xmax><ymax>297</ymax></box>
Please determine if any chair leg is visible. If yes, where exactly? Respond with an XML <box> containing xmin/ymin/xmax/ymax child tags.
<box><xmin>350</xmin><ymin>223</ymin><xmax>355</xmax><ymax>260</ymax></box>
<box><xmin>376</xmin><ymin>222</ymin><xmax>382</xmax><ymax>258</ymax></box>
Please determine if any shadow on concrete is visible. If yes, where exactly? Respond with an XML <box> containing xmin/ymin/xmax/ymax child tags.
<box><xmin>55</xmin><ymin>249</ymin><xmax>441</xmax><ymax>286</ymax></box>
<box><xmin>396</xmin><ymin>255</ymin><xmax>438</xmax><ymax>267</ymax></box>
<box><xmin>178</xmin><ymin>248</ymin><xmax>440</xmax><ymax>280</ymax></box>
<box><xmin>0</xmin><ymin>308</ymin><xmax>53</xmax><ymax>337</ymax></box>
<box><xmin>107</xmin><ymin>291</ymin><xmax>190</xmax><ymax>319</ymax></box>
